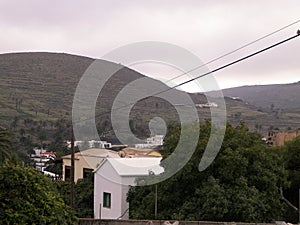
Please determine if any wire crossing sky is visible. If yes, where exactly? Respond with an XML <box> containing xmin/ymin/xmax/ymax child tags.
<box><xmin>164</xmin><ymin>19</ymin><xmax>300</xmax><ymax>86</ymax></box>
<box><xmin>0</xmin><ymin>1</ymin><xmax>299</xmax><ymax>89</ymax></box>
<box><xmin>72</xmin><ymin>31</ymin><xmax>299</xmax><ymax>124</ymax></box>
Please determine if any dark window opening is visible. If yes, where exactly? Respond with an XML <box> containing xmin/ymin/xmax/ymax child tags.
<box><xmin>83</xmin><ymin>168</ymin><xmax>93</xmax><ymax>179</ymax></box>
<box><xmin>103</xmin><ymin>192</ymin><xmax>111</xmax><ymax>208</ymax></box>
<box><xmin>65</xmin><ymin>166</ymin><xmax>71</xmax><ymax>181</ymax></box>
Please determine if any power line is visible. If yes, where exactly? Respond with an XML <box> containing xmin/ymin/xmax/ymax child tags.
<box><xmin>170</xmin><ymin>32</ymin><xmax>300</xmax><ymax>90</ymax></box>
<box><xmin>92</xmin><ymin>32</ymin><xmax>299</xmax><ymax>120</ymax></box>
<box><xmin>165</xmin><ymin>19</ymin><xmax>300</xmax><ymax>84</ymax></box>
<box><xmin>74</xmin><ymin>30</ymin><xmax>300</xmax><ymax>125</ymax></box>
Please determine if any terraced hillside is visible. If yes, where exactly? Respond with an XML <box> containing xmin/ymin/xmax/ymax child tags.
<box><xmin>0</xmin><ymin>52</ymin><xmax>298</xmax><ymax>147</ymax></box>
<box><xmin>222</xmin><ymin>82</ymin><xmax>300</xmax><ymax>109</ymax></box>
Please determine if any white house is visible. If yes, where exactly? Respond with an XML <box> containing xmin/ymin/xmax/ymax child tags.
<box><xmin>66</xmin><ymin>140</ymin><xmax>112</xmax><ymax>149</ymax></box>
<box><xmin>135</xmin><ymin>135</ymin><xmax>164</xmax><ymax>149</ymax></box>
<box><xmin>94</xmin><ymin>158</ymin><xmax>164</xmax><ymax>219</ymax></box>
<box><xmin>195</xmin><ymin>102</ymin><xmax>218</xmax><ymax>108</ymax></box>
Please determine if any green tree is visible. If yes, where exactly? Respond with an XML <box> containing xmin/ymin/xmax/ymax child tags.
<box><xmin>38</xmin><ymin>129</ymin><xmax>47</xmax><ymax>148</ymax></box>
<box><xmin>47</xmin><ymin>123</ymin><xmax>70</xmax><ymax>160</ymax></box>
<box><xmin>128</xmin><ymin>122</ymin><xmax>287</xmax><ymax>222</ymax></box>
<box><xmin>55</xmin><ymin>174</ymin><xmax>94</xmax><ymax>218</ymax></box>
<box><xmin>75</xmin><ymin>174</ymin><xmax>94</xmax><ymax>218</ymax></box>
<box><xmin>0</xmin><ymin>163</ymin><xmax>76</xmax><ymax>224</ymax></box>
<box><xmin>281</xmin><ymin>136</ymin><xmax>300</xmax><ymax>223</ymax></box>
<box><xmin>0</xmin><ymin>128</ymin><xmax>15</xmax><ymax>163</ymax></box>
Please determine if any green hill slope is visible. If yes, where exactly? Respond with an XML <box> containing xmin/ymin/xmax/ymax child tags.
<box><xmin>0</xmin><ymin>52</ymin><xmax>299</xmax><ymax>148</ymax></box>
<box><xmin>222</xmin><ymin>82</ymin><xmax>300</xmax><ymax>109</ymax></box>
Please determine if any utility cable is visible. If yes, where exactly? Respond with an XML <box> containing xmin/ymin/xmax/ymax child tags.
<box><xmin>89</xmin><ymin>31</ymin><xmax>300</xmax><ymax>121</ymax></box>
<box><xmin>170</xmin><ymin>33</ymin><xmax>300</xmax><ymax>90</ymax></box>
<box><xmin>165</xmin><ymin>19</ymin><xmax>300</xmax><ymax>84</ymax></box>
<box><xmin>72</xmin><ymin>28</ymin><xmax>300</xmax><ymax>125</ymax></box>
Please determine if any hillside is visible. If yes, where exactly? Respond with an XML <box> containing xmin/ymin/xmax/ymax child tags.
<box><xmin>0</xmin><ymin>52</ymin><xmax>299</xmax><ymax>148</ymax></box>
<box><xmin>0</xmin><ymin>52</ymin><xmax>165</xmax><ymax>143</ymax></box>
<box><xmin>222</xmin><ymin>82</ymin><xmax>300</xmax><ymax>109</ymax></box>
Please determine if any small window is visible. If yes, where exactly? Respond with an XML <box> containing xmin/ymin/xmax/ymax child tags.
<box><xmin>83</xmin><ymin>168</ymin><xmax>93</xmax><ymax>179</ymax></box>
<box><xmin>103</xmin><ymin>192</ymin><xmax>111</xmax><ymax>208</ymax></box>
<box><xmin>65</xmin><ymin>166</ymin><xmax>71</xmax><ymax>181</ymax></box>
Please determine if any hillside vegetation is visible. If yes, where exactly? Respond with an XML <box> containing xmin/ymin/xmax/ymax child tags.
<box><xmin>0</xmin><ymin>52</ymin><xmax>299</xmax><ymax>148</ymax></box>
<box><xmin>222</xmin><ymin>82</ymin><xmax>300</xmax><ymax>109</ymax></box>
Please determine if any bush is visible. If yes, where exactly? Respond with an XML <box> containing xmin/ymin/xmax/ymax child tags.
<box><xmin>0</xmin><ymin>163</ymin><xmax>77</xmax><ymax>224</ymax></box>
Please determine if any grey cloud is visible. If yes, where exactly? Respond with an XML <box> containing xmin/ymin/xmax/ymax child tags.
<box><xmin>0</xmin><ymin>0</ymin><xmax>299</xmax><ymax>89</ymax></box>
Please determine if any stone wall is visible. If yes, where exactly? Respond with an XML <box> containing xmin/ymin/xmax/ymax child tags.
<box><xmin>267</xmin><ymin>130</ymin><xmax>300</xmax><ymax>146</ymax></box>
<box><xmin>76</xmin><ymin>219</ymin><xmax>274</xmax><ymax>225</ymax></box>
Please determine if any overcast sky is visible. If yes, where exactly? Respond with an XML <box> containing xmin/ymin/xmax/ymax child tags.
<box><xmin>0</xmin><ymin>0</ymin><xmax>299</xmax><ymax>91</ymax></box>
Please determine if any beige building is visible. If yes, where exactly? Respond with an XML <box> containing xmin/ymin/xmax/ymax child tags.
<box><xmin>119</xmin><ymin>147</ymin><xmax>162</xmax><ymax>158</ymax></box>
<box><xmin>61</xmin><ymin>147</ymin><xmax>162</xmax><ymax>182</ymax></box>
<box><xmin>267</xmin><ymin>130</ymin><xmax>300</xmax><ymax>146</ymax></box>
<box><xmin>61</xmin><ymin>148</ymin><xmax>120</xmax><ymax>182</ymax></box>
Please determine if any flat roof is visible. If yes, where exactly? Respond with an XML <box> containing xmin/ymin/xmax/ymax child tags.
<box><xmin>61</xmin><ymin>148</ymin><xmax>119</xmax><ymax>159</ymax></box>
<box><xmin>94</xmin><ymin>157</ymin><xmax>164</xmax><ymax>176</ymax></box>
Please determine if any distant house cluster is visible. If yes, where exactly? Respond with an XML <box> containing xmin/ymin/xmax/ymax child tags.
<box><xmin>195</xmin><ymin>102</ymin><xmax>218</xmax><ymax>108</ymax></box>
<box><xmin>229</xmin><ymin>96</ymin><xmax>240</xmax><ymax>100</ymax></box>
<box><xmin>30</xmin><ymin>148</ymin><xmax>56</xmax><ymax>173</ymax></box>
<box><xmin>135</xmin><ymin>135</ymin><xmax>164</xmax><ymax>149</ymax></box>
<box><xmin>66</xmin><ymin>140</ymin><xmax>112</xmax><ymax>149</ymax></box>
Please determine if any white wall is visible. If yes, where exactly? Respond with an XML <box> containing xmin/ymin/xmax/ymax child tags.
<box><xmin>94</xmin><ymin>162</ymin><xmax>123</xmax><ymax>219</ymax></box>
<box><xmin>94</xmin><ymin>159</ymin><xmax>157</xmax><ymax>220</ymax></box>
<box><xmin>121</xmin><ymin>184</ymin><xmax>130</xmax><ymax>219</ymax></box>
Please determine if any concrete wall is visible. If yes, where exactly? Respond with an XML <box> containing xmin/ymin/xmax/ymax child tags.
<box><xmin>76</xmin><ymin>219</ymin><xmax>274</xmax><ymax>225</ymax></box>
<box><xmin>274</xmin><ymin>130</ymin><xmax>300</xmax><ymax>146</ymax></box>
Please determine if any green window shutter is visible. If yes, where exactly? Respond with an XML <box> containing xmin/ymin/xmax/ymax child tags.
<box><xmin>103</xmin><ymin>192</ymin><xmax>111</xmax><ymax>208</ymax></box>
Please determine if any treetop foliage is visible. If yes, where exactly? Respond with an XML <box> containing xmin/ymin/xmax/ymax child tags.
<box><xmin>128</xmin><ymin>122</ymin><xmax>289</xmax><ymax>222</ymax></box>
<box><xmin>0</xmin><ymin>163</ymin><xmax>77</xmax><ymax>224</ymax></box>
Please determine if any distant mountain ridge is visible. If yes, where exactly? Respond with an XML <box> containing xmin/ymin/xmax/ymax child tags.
<box><xmin>222</xmin><ymin>81</ymin><xmax>300</xmax><ymax>109</ymax></box>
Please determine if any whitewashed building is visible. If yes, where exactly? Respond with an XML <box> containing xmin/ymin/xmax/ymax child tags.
<box><xmin>94</xmin><ymin>158</ymin><xmax>163</xmax><ymax>219</ymax></box>
<box><xmin>31</xmin><ymin>148</ymin><xmax>56</xmax><ymax>172</ymax></box>
<box><xmin>66</xmin><ymin>140</ymin><xmax>112</xmax><ymax>149</ymax></box>
<box><xmin>135</xmin><ymin>135</ymin><xmax>164</xmax><ymax>149</ymax></box>
<box><xmin>195</xmin><ymin>102</ymin><xmax>218</xmax><ymax>108</ymax></box>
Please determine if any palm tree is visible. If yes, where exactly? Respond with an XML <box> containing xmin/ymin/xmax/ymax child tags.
<box><xmin>0</xmin><ymin>128</ymin><xmax>14</xmax><ymax>163</ymax></box>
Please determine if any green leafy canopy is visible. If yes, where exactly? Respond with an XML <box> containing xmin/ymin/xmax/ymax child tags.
<box><xmin>0</xmin><ymin>163</ymin><xmax>76</xmax><ymax>224</ymax></box>
<box><xmin>128</xmin><ymin>122</ymin><xmax>288</xmax><ymax>222</ymax></box>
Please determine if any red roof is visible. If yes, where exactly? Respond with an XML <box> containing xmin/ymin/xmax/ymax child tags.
<box><xmin>41</xmin><ymin>152</ymin><xmax>56</xmax><ymax>155</ymax></box>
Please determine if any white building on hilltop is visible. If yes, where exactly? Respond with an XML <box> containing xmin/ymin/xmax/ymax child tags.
<box><xmin>66</xmin><ymin>140</ymin><xmax>112</xmax><ymax>149</ymax></box>
<box><xmin>135</xmin><ymin>135</ymin><xmax>164</xmax><ymax>149</ymax></box>
<box><xmin>94</xmin><ymin>158</ymin><xmax>163</xmax><ymax>219</ymax></box>
<box><xmin>195</xmin><ymin>102</ymin><xmax>218</xmax><ymax>108</ymax></box>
